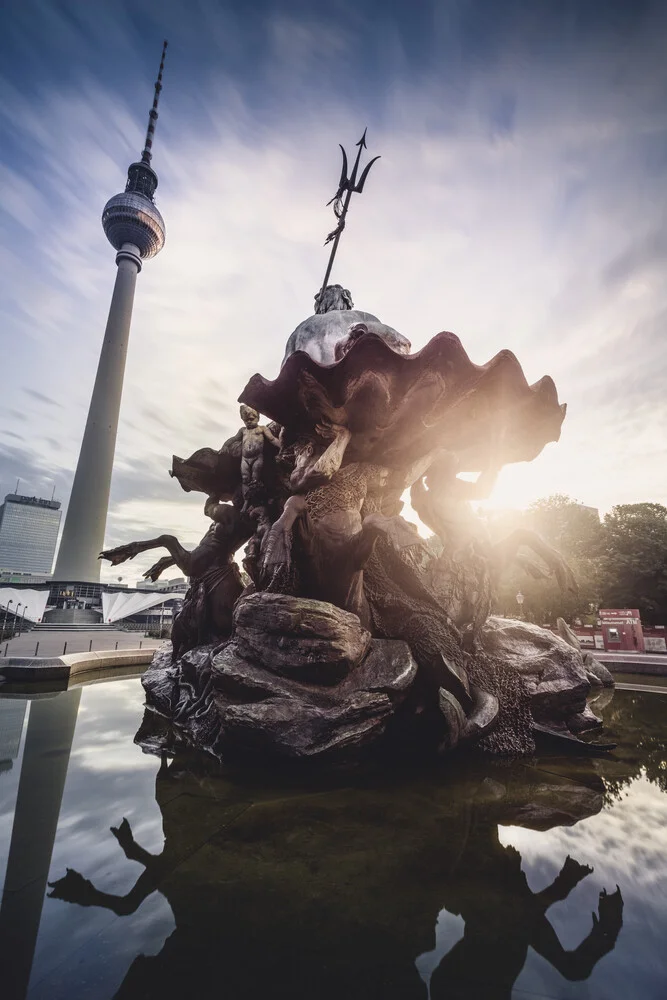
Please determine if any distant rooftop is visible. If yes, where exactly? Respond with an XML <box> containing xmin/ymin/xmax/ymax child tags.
<box><xmin>3</xmin><ymin>493</ymin><xmax>61</xmax><ymax>511</ymax></box>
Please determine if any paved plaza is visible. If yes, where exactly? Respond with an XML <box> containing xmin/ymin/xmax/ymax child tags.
<box><xmin>1</xmin><ymin>629</ymin><xmax>163</xmax><ymax>658</ymax></box>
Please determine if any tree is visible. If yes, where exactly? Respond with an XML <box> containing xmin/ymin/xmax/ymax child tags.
<box><xmin>527</xmin><ymin>494</ymin><xmax>603</xmax><ymax>564</ymax></box>
<box><xmin>599</xmin><ymin>503</ymin><xmax>667</xmax><ymax>625</ymax></box>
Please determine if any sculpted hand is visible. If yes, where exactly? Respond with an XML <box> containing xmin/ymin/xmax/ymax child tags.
<box><xmin>559</xmin><ymin>854</ymin><xmax>593</xmax><ymax>887</ymax></box>
<box><xmin>261</xmin><ymin>520</ymin><xmax>293</xmax><ymax>574</ymax></box>
<box><xmin>144</xmin><ymin>556</ymin><xmax>174</xmax><ymax>582</ymax></box>
<box><xmin>260</xmin><ymin>496</ymin><xmax>306</xmax><ymax>579</ymax></box>
<box><xmin>110</xmin><ymin>817</ymin><xmax>134</xmax><ymax>851</ymax></box>
<box><xmin>315</xmin><ymin>421</ymin><xmax>339</xmax><ymax>441</ymax></box>
<box><xmin>99</xmin><ymin>541</ymin><xmax>142</xmax><ymax>565</ymax></box>
<box><xmin>48</xmin><ymin>868</ymin><xmax>96</xmax><ymax>905</ymax></box>
<box><xmin>592</xmin><ymin>886</ymin><xmax>623</xmax><ymax>942</ymax></box>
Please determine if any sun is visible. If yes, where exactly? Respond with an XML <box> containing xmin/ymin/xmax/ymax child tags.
<box><xmin>399</xmin><ymin>449</ymin><xmax>573</xmax><ymax>536</ymax></box>
<box><xmin>476</xmin><ymin>450</ymin><xmax>577</xmax><ymax>514</ymax></box>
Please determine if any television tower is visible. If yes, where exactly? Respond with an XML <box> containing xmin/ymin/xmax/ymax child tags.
<box><xmin>53</xmin><ymin>42</ymin><xmax>168</xmax><ymax>584</ymax></box>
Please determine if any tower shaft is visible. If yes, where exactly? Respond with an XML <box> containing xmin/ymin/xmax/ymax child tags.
<box><xmin>53</xmin><ymin>244</ymin><xmax>141</xmax><ymax>582</ymax></box>
<box><xmin>52</xmin><ymin>41</ymin><xmax>167</xmax><ymax>588</ymax></box>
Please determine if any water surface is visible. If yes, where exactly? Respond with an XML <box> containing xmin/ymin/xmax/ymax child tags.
<box><xmin>0</xmin><ymin>679</ymin><xmax>666</xmax><ymax>999</ymax></box>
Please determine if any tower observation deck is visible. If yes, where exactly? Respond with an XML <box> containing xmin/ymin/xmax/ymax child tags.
<box><xmin>53</xmin><ymin>42</ymin><xmax>168</xmax><ymax>585</ymax></box>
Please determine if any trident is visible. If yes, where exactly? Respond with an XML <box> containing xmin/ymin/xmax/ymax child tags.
<box><xmin>318</xmin><ymin>128</ymin><xmax>380</xmax><ymax>302</ymax></box>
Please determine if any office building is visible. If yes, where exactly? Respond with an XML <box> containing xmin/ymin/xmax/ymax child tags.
<box><xmin>0</xmin><ymin>493</ymin><xmax>61</xmax><ymax>574</ymax></box>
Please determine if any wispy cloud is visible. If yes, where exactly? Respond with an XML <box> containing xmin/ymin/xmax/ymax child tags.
<box><xmin>22</xmin><ymin>388</ymin><xmax>62</xmax><ymax>406</ymax></box>
<box><xmin>1</xmin><ymin>1</ymin><xmax>667</xmax><ymax>581</ymax></box>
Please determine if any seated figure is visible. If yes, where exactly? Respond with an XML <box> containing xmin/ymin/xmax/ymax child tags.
<box><xmin>282</xmin><ymin>284</ymin><xmax>411</xmax><ymax>366</ymax></box>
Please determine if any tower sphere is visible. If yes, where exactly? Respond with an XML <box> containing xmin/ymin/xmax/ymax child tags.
<box><xmin>102</xmin><ymin>190</ymin><xmax>166</xmax><ymax>259</ymax></box>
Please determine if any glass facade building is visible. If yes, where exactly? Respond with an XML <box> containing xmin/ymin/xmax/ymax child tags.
<box><xmin>0</xmin><ymin>494</ymin><xmax>62</xmax><ymax>574</ymax></box>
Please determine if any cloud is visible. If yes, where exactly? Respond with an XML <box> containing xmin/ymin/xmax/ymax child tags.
<box><xmin>22</xmin><ymin>388</ymin><xmax>63</xmax><ymax>407</ymax></box>
<box><xmin>601</xmin><ymin>229</ymin><xmax>667</xmax><ymax>289</ymax></box>
<box><xmin>502</xmin><ymin>773</ymin><xmax>667</xmax><ymax>999</ymax></box>
<box><xmin>1</xmin><ymin>1</ymin><xmax>667</xmax><ymax>582</ymax></box>
<box><xmin>0</xmin><ymin>441</ymin><xmax>67</xmax><ymax>500</ymax></box>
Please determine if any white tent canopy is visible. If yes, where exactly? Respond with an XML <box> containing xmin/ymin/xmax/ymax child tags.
<box><xmin>102</xmin><ymin>590</ymin><xmax>180</xmax><ymax>623</ymax></box>
<box><xmin>0</xmin><ymin>588</ymin><xmax>50</xmax><ymax>623</ymax></box>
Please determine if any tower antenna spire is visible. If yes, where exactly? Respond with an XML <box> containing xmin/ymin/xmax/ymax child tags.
<box><xmin>317</xmin><ymin>128</ymin><xmax>380</xmax><ymax>302</ymax></box>
<box><xmin>141</xmin><ymin>39</ymin><xmax>168</xmax><ymax>165</ymax></box>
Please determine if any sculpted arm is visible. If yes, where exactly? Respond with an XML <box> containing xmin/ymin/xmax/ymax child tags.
<box><xmin>260</xmin><ymin>495</ymin><xmax>308</xmax><ymax>577</ymax></box>
<box><xmin>465</xmin><ymin>462</ymin><xmax>500</xmax><ymax>501</ymax></box>
<box><xmin>204</xmin><ymin>496</ymin><xmax>234</xmax><ymax>522</ymax></box>
<box><xmin>440</xmin><ymin>462</ymin><xmax>500</xmax><ymax>504</ymax></box>
<box><xmin>48</xmin><ymin>868</ymin><xmax>158</xmax><ymax>917</ymax></box>
<box><xmin>262</xmin><ymin>425</ymin><xmax>281</xmax><ymax>448</ymax></box>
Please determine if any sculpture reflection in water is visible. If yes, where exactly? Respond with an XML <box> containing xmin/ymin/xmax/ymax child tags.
<box><xmin>426</xmin><ymin>781</ymin><xmax>623</xmax><ymax>999</ymax></box>
<box><xmin>48</xmin><ymin>716</ymin><xmax>623</xmax><ymax>1000</ymax></box>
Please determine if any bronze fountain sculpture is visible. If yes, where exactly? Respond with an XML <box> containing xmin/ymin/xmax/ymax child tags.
<box><xmin>101</xmin><ymin>132</ymin><xmax>615</xmax><ymax>764</ymax></box>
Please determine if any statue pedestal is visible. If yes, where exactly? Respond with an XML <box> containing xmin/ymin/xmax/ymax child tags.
<box><xmin>143</xmin><ymin>593</ymin><xmax>417</xmax><ymax>763</ymax></box>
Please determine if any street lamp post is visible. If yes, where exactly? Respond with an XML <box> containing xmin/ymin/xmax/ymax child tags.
<box><xmin>18</xmin><ymin>606</ymin><xmax>28</xmax><ymax>636</ymax></box>
<box><xmin>1</xmin><ymin>599</ymin><xmax>13</xmax><ymax>639</ymax></box>
<box><xmin>515</xmin><ymin>591</ymin><xmax>525</xmax><ymax>620</ymax></box>
<box><xmin>13</xmin><ymin>603</ymin><xmax>23</xmax><ymax>639</ymax></box>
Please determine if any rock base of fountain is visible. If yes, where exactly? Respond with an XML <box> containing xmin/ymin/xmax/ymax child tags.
<box><xmin>142</xmin><ymin>596</ymin><xmax>614</xmax><ymax>764</ymax></box>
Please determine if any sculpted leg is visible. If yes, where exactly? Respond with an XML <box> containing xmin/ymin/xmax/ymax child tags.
<box><xmin>531</xmin><ymin>887</ymin><xmax>623</xmax><ymax>980</ymax></box>
<box><xmin>534</xmin><ymin>855</ymin><xmax>593</xmax><ymax>908</ymax></box>
<box><xmin>48</xmin><ymin>817</ymin><xmax>165</xmax><ymax>917</ymax></box>
<box><xmin>251</xmin><ymin>454</ymin><xmax>264</xmax><ymax>482</ymax></box>
<box><xmin>100</xmin><ymin>534</ymin><xmax>191</xmax><ymax>573</ymax></box>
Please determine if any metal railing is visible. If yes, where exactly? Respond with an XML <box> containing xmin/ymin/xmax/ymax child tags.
<box><xmin>1</xmin><ymin>637</ymin><xmax>159</xmax><ymax>658</ymax></box>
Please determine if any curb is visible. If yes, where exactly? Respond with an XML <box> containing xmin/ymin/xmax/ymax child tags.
<box><xmin>603</xmin><ymin>659</ymin><xmax>667</xmax><ymax>677</ymax></box>
<box><xmin>0</xmin><ymin>648</ymin><xmax>156</xmax><ymax>682</ymax></box>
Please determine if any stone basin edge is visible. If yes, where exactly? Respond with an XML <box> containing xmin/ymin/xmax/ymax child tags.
<box><xmin>0</xmin><ymin>648</ymin><xmax>156</xmax><ymax>682</ymax></box>
<box><xmin>1</xmin><ymin>648</ymin><xmax>666</xmax><ymax>686</ymax></box>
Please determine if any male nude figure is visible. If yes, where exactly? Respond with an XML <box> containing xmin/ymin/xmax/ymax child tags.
<box><xmin>235</xmin><ymin>404</ymin><xmax>280</xmax><ymax>512</ymax></box>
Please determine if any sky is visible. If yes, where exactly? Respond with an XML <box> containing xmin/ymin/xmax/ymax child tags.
<box><xmin>0</xmin><ymin>0</ymin><xmax>666</xmax><ymax>584</ymax></box>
